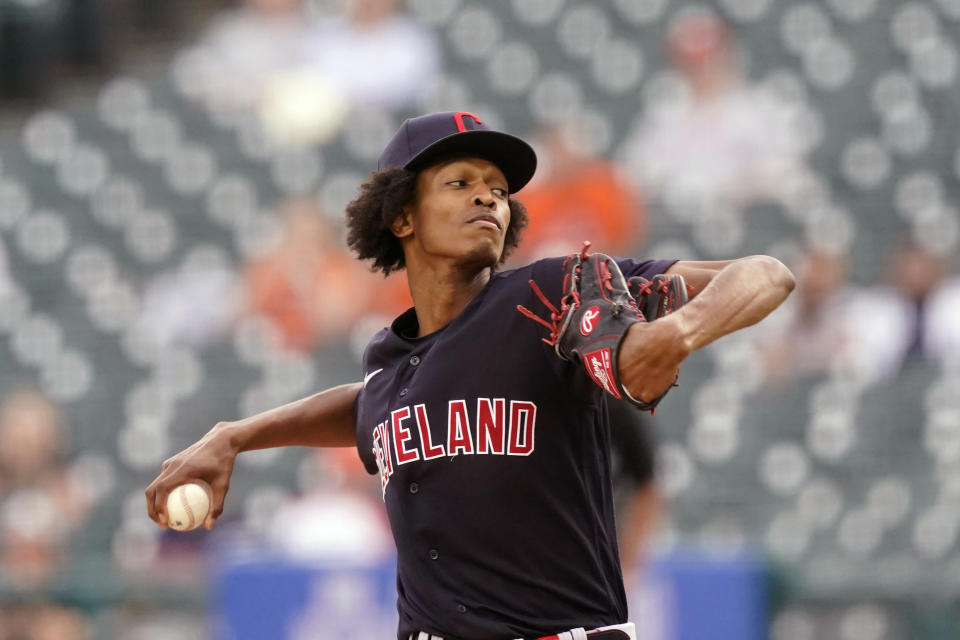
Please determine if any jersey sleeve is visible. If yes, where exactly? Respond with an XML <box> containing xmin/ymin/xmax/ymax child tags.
<box><xmin>354</xmin><ymin>386</ymin><xmax>378</xmax><ymax>476</ymax></box>
<box><xmin>355</xmin><ymin>330</ymin><xmax>390</xmax><ymax>476</ymax></box>
<box><xmin>615</xmin><ymin>257</ymin><xmax>678</xmax><ymax>280</ymax></box>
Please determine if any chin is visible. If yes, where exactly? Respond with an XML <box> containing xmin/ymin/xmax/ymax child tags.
<box><xmin>459</xmin><ymin>243</ymin><xmax>501</xmax><ymax>271</ymax></box>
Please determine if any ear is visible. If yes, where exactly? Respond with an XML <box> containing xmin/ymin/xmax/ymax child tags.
<box><xmin>391</xmin><ymin>207</ymin><xmax>414</xmax><ymax>239</ymax></box>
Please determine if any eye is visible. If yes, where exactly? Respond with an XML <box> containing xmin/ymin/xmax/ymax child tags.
<box><xmin>446</xmin><ymin>179</ymin><xmax>468</xmax><ymax>187</ymax></box>
<box><xmin>492</xmin><ymin>187</ymin><xmax>508</xmax><ymax>198</ymax></box>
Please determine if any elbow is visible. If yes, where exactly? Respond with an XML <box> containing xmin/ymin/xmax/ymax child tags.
<box><xmin>785</xmin><ymin>271</ymin><xmax>797</xmax><ymax>293</ymax></box>
<box><xmin>780</xmin><ymin>262</ymin><xmax>797</xmax><ymax>294</ymax></box>
<box><xmin>751</xmin><ymin>255</ymin><xmax>796</xmax><ymax>294</ymax></box>
<box><xmin>770</xmin><ymin>257</ymin><xmax>796</xmax><ymax>294</ymax></box>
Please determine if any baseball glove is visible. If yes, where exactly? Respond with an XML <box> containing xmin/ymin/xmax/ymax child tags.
<box><xmin>628</xmin><ymin>273</ymin><xmax>690</xmax><ymax>322</ymax></box>
<box><xmin>517</xmin><ymin>243</ymin><xmax>689</xmax><ymax>412</ymax></box>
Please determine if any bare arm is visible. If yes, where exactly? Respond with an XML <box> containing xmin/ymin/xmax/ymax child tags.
<box><xmin>666</xmin><ymin>255</ymin><xmax>796</xmax><ymax>351</ymax></box>
<box><xmin>664</xmin><ymin>259</ymin><xmax>737</xmax><ymax>298</ymax></box>
<box><xmin>619</xmin><ymin>255</ymin><xmax>795</xmax><ymax>403</ymax></box>
<box><xmin>145</xmin><ymin>382</ymin><xmax>361</xmax><ymax>529</ymax></box>
<box><xmin>227</xmin><ymin>382</ymin><xmax>361</xmax><ymax>451</ymax></box>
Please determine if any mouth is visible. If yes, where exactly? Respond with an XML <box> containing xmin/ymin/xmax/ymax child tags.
<box><xmin>467</xmin><ymin>214</ymin><xmax>502</xmax><ymax>231</ymax></box>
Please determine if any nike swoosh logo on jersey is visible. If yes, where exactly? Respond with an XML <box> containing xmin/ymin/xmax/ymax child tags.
<box><xmin>363</xmin><ymin>368</ymin><xmax>384</xmax><ymax>387</ymax></box>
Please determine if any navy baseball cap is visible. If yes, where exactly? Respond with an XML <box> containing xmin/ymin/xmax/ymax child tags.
<box><xmin>377</xmin><ymin>111</ymin><xmax>538</xmax><ymax>193</ymax></box>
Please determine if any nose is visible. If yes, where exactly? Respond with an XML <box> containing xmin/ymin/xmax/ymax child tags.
<box><xmin>473</xmin><ymin>189</ymin><xmax>496</xmax><ymax>209</ymax></box>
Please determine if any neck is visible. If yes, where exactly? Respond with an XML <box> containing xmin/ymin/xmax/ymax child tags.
<box><xmin>406</xmin><ymin>259</ymin><xmax>492</xmax><ymax>337</ymax></box>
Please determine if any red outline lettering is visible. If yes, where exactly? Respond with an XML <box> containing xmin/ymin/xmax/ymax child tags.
<box><xmin>476</xmin><ymin>398</ymin><xmax>506</xmax><ymax>455</ymax></box>
<box><xmin>447</xmin><ymin>400</ymin><xmax>474</xmax><ymax>455</ymax></box>
<box><xmin>508</xmin><ymin>401</ymin><xmax>537</xmax><ymax>456</ymax></box>
<box><xmin>391</xmin><ymin>406</ymin><xmax>419</xmax><ymax>465</ymax></box>
<box><xmin>377</xmin><ymin>421</ymin><xmax>393</xmax><ymax>474</ymax></box>
<box><xmin>372</xmin><ymin>426</ymin><xmax>390</xmax><ymax>496</ymax></box>
<box><xmin>415</xmin><ymin>404</ymin><xmax>445</xmax><ymax>460</ymax></box>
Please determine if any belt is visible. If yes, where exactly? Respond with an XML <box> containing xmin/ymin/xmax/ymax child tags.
<box><xmin>410</xmin><ymin>621</ymin><xmax>636</xmax><ymax>640</ymax></box>
<box><xmin>535</xmin><ymin>622</ymin><xmax>636</xmax><ymax>640</ymax></box>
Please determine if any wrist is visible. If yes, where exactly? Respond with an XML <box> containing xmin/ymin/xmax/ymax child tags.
<box><xmin>660</xmin><ymin>312</ymin><xmax>696</xmax><ymax>357</ymax></box>
<box><xmin>212</xmin><ymin>419</ymin><xmax>249</xmax><ymax>455</ymax></box>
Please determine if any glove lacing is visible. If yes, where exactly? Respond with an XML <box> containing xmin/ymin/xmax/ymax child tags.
<box><xmin>516</xmin><ymin>242</ymin><xmax>644</xmax><ymax>344</ymax></box>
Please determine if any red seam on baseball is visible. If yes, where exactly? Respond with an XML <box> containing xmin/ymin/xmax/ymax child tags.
<box><xmin>180</xmin><ymin>485</ymin><xmax>196</xmax><ymax>529</ymax></box>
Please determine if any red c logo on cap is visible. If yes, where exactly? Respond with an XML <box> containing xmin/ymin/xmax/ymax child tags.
<box><xmin>453</xmin><ymin>112</ymin><xmax>482</xmax><ymax>132</ymax></box>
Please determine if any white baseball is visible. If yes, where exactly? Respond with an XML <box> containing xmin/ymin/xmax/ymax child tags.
<box><xmin>166</xmin><ymin>481</ymin><xmax>212</xmax><ymax>532</ymax></box>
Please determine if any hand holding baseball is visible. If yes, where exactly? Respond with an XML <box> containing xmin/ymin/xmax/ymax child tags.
<box><xmin>145</xmin><ymin>422</ymin><xmax>239</xmax><ymax>530</ymax></box>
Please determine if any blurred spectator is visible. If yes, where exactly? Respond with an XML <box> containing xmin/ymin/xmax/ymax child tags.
<box><xmin>0</xmin><ymin>389</ymin><xmax>93</xmax><ymax>589</ymax></box>
<box><xmin>2</xmin><ymin>0</ymin><xmax>188</xmax><ymax>102</ymax></box>
<box><xmin>136</xmin><ymin>246</ymin><xmax>243</xmax><ymax>350</ymax></box>
<box><xmin>0</xmin><ymin>602</ymin><xmax>92</xmax><ymax>640</ymax></box>
<box><xmin>181</xmin><ymin>0</ymin><xmax>440</xmax><ymax>143</ymax></box>
<box><xmin>304</xmin><ymin>0</ymin><xmax>441</xmax><ymax>109</ymax></box>
<box><xmin>844</xmin><ymin>240</ymin><xmax>960</xmax><ymax>383</ymax></box>
<box><xmin>0</xmin><ymin>1</ymin><xmax>58</xmax><ymax>100</ymax></box>
<box><xmin>244</xmin><ymin>198</ymin><xmax>380</xmax><ymax>353</ymax></box>
<box><xmin>58</xmin><ymin>0</ymin><xmax>122</xmax><ymax>69</ymax></box>
<box><xmin>267</xmin><ymin>449</ymin><xmax>393</xmax><ymax>564</ymax></box>
<box><xmin>754</xmin><ymin>249</ymin><xmax>853</xmax><ymax>383</ymax></box>
<box><xmin>187</xmin><ymin>0</ymin><xmax>311</xmax><ymax>110</ymax></box>
<box><xmin>175</xmin><ymin>0</ymin><xmax>354</xmax><ymax>146</ymax></box>
<box><xmin>621</xmin><ymin>10</ymin><xmax>807</xmax><ymax>217</ymax></box>
<box><xmin>888</xmin><ymin>243</ymin><xmax>959</xmax><ymax>369</ymax></box>
<box><xmin>515</xmin><ymin>123</ymin><xmax>646</xmax><ymax>263</ymax></box>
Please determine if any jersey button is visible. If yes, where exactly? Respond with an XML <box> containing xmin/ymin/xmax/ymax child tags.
<box><xmin>399</xmin><ymin>388</ymin><xmax>409</xmax><ymax>397</ymax></box>
<box><xmin>410</xmin><ymin>355</ymin><xmax>420</xmax><ymax>366</ymax></box>
<box><xmin>409</xmin><ymin>482</ymin><xmax>419</xmax><ymax>494</ymax></box>
<box><xmin>428</xmin><ymin>549</ymin><xmax>439</xmax><ymax>560</ymax></box>
<box><xmin>457</xmin><ymin>604</ymin><xmax>467</xmax><ymax>614</ymax></box>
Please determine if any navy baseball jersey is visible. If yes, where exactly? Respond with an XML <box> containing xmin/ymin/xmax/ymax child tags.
<box><xmin>607</xmin><ymin>398</ymin><xmax>657</xmax><ymax>508</ymax></box>
<box><xmin>355</xmin><ymin>255</ymin><xmax>675</xmax><ymax>640</ymax></box>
